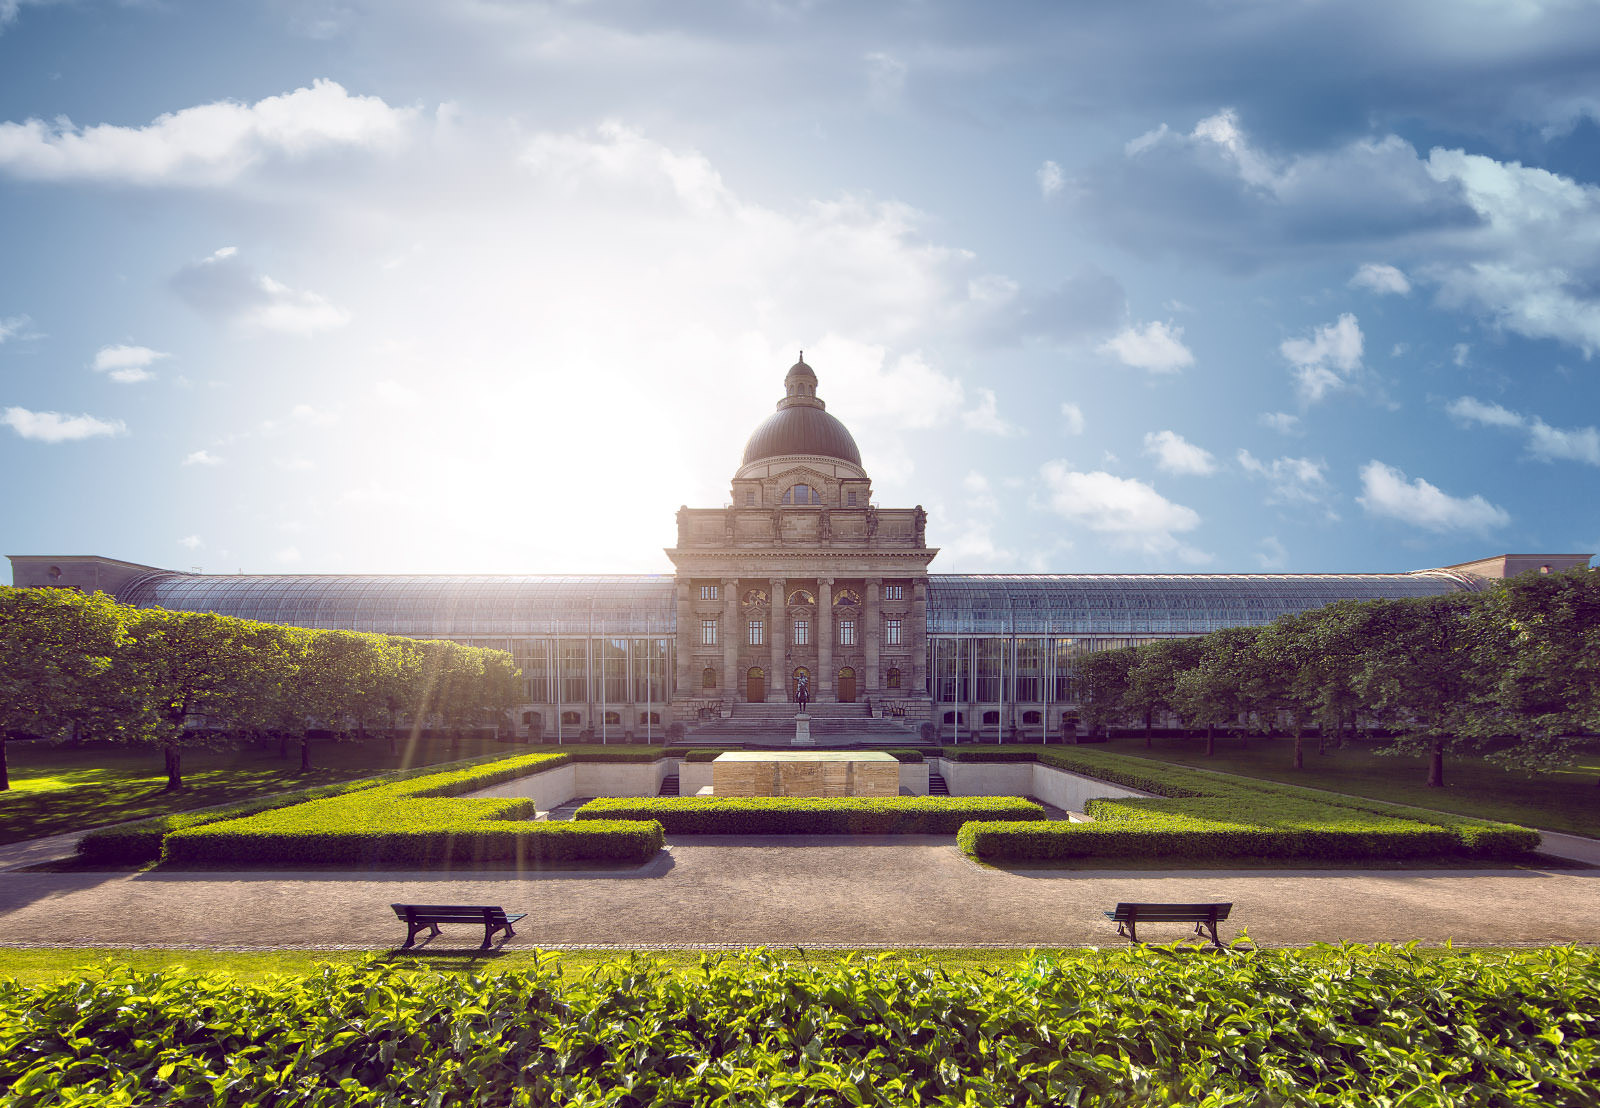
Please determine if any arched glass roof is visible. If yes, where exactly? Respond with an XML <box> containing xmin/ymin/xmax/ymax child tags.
<box><xmin>120</xmin><ymin>573</ymin><xmax>677</xmax><ymax>637</ymax></box>
<box><xmin>925</xmin><ymin>573</ymin><xmax>1472</xmax><ymax>635</ymax></box>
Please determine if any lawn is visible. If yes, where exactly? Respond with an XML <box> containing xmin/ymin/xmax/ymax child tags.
<box><xmin>1089</xmin><ymin>733</ymin><xmax>1600</xmax><ymax>836</ymax></box>
<box><xmin>0</xmin><ymin>735</ymin><xmax>530</xmax><ymax>846</ymax></box>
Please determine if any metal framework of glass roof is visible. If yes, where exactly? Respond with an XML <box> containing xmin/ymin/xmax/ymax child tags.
<box><xmin>118</xmin><ymin>569</ymin><xmax>1473</xmax><ymax>640</ymax></box>
<box><xmin>925</xmin><ymin>573</ymin><xmax>1471</xmax><ymax>635</ymax></box>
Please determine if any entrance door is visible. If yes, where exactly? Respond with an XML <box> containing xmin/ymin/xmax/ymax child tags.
<box><xmin>837</xmin><ymin>666</ymin><xmax>856</xmax><ymax>703</ymax></box>
<box><xmin>746</xmin><ymin>666</ymin><xmax>766</xmax><ymax>702</ymax></box>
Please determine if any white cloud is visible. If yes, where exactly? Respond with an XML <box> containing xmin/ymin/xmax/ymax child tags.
<box><xmin>275</xmin><ymin>456</ymin><xmax>315</xmax><ymax>472</ymax></box>
<box><xmin>1281</xmin><ymin>313</ymin><xmax>1363</xmax><ymax>403</ymax></box>
<box><xmin>1038</xmin><ymin>461</ymin><xmax>1207</xmax><ymax>560</ymax></box>
<box><xmin>1098</xmin><ymin>320</ymin><xmax>1194</xmax><ymax>373</ymax></box>
<box><xmin>1258</xmin><ymin>411</ymin><xmax>1300</xmax><ymax>434</ymax></box>
<box><xmin>0</xmin><ymin>80</ymin><xmax>415</xmax><ymax>186</ymax></box>
<box><xmin>1357</xmin><ymin>460</ymin><xmax>1509</xmax><ymax>533</ymax></box>
<box><xmin>864</xmin><ymin>51</ymin><xmax>908</xmax><ymax>108</ymax></box>
<box><xmin>1452</xmin><ymin>342</ymin><xmax>1471</xmax><ymax>367</ymax></box>
<box><xmin>1256</xmin><ymin>536</ymin><xmax>1289</xmax><ymax>570</ymax></box>
<box><xmin>276</xmin><ymin>546</ymin><xmax>303</xmax><ymax>564</ymax></box>
<box><xmin>962</xmin><ymin>470</ymin><xmax>999</xmax><ymax>513</ymax></box>
<box><xmin>291</xmin><ymin>403</ymin><xmax>338</xmax><ymax>426</ymax></box>
<box><xmin>172</xmin><ymin>248</ymin><xmax>350</xmax><ymax>335</ymax></box>
<box><xmin>2</xmin><ymin>406</ymin><xmax>126</xmax><ymax>442</ymax></box>
<box><xmin>91</xmin><ymin>343</ymin><xmax>166</xmax><ymax>384</ymax></box>
<box><xmin>1142</xmin><ymin>429</ymin><xmax>1217</xmax><ymax>475</ymax></box>
<box><xmin>1237</xmin><ymin>450</ymin><xmax>1330</xmax><ymax>505</ymax></box>
<box><xmin>1037</xmin><ymin>160</ymin><xmax>1064</xmax><ymax>198</ymax></box>
<box><xmin>1350</xmin><ymin>263</ymin><xmax>1411</xmax><ymax>295</ymax></box>
<box><xmin>1060</xmin><ymin>401</ymin><xmax>1085</xmax><ymax>435</ymax></box>
<box><xmin>961</xmin><ymin>388</ymin><xmax>1018</xmax><ymax>435</ymax></box>
<box><xmin>182</xmin><ymin>449</ymin><xmax>222</xmax><ymax>466</ymax></box>
<box><xmin>0</xmin><ymin>313</ymin><xmax>32</xmax><ymax>342</ymax></box>
<box><xmin>374</xmin><ymin>379</ymin><xmax>420</xmax><ymax>407</ymax></box>
<box><xmin>1449</xmin><ymin>395</ymin><xmax>1600</xmax><ymax>464</ymax></box>
<box><xmin>178</xmin><ymin>535</ymin><xmax>202</xmax><ymax>549</ymax></box>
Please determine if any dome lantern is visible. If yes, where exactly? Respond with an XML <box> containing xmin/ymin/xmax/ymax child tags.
<box><xmin>740</xmin><ymin>354</ymin><xmax>863</xmax><ymax>468</ymax></box>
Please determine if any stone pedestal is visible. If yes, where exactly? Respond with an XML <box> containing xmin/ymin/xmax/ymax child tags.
<box><xmin>711</xmin><ymin>751</ymin><xmax>899</xmax><ymax>797</ymax></box>
<box><xmin>793</xmin><ymin>713</ymin><xmax>812</xmax><ymax>746</ymax></box>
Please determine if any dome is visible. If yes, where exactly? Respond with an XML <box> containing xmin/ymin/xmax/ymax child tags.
<box><xmin>740</xmin><ymin>355</ymin><xmax>863</xmax><ymax>467</ymax></box>
<box><xmin>741</xmin><ymin>404</ymin><xmax>863</xmax><ymax>467</ymax></box>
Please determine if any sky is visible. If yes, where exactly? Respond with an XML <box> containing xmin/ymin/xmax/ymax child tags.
<box><xmin>2</xmin><ymin>0</ymin><xmax>1599</xmax><ymax>579</ymax></box>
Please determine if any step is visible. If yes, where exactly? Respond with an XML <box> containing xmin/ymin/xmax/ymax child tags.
<box><xmin>928</xmin><ymin>773</ymin><xmax>949</xmax><ymax>796</ymax></box>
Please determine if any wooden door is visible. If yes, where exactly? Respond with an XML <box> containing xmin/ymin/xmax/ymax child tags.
<box><xmin>837</xmin><ymin>666</ymin><xmax>856</xmax><ymax>703</ymax></box>
<box><xmin>746</xmin><ymin>666</ymin><xmax>766</xmax><ymax>702</ymax></box>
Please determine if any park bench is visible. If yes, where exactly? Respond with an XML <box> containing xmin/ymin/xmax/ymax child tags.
<box><xmin>1104</xmin><ymin>902</ymin><xmax>1232</xmax><ymax>950</ymax></box>
<box><xmin>391</xmin><ymin>903</ymin><xmax>526</xmax><ymax>950</ymax></box>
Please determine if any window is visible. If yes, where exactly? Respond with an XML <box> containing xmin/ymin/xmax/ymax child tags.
<box><xmin>983</xmin><ymin>711</ymin><xmax>1000</xmax><ymax>726</ymax></box>
<box><xmin>702</xmin><ymin>667</ymin><xmax>717</xmax><ymax>689</ymax></box>
<box><xmin>839</xmin><ymin>619</ymin><xmax>857</xmax><ymax>646</ymax></box>
<box><xmin>744</xmin><ymin>490</ymin><xmax>756</xmax><ymax>506</ymax></box>
<box><xmin>883</xmin><ymin>585</ymin><xmax>903</xmax><ymax>601</ymax></box>
<box><xmin>781</xmin><ymin>483</ymin><xmax>822</xmax><ymax>505</ymax></box>
<box><xmin>886</xmin><ymin>667</ymin><xmax>901</xmax><ymax>689</ymax></box>
<box><xmin>748</xmin><ymin>619</ymin><xmax>764</xmax><ymax>646</ymax></box>
<box><xmin>700</xmin><ymin>619</ymin><xmax>718</xmax><ymax>645</ymax></box>
<box><xmin>792</xmin><ymin>619</ymin><xmax>810</xmax><ymax>645</ymax></box>
<box><xmin>603</xmin><ymin>710</ymin><xmax>621</xmax><ymax>725</ymax></box>
<box><xmin>700</xmin><ymin>584</ymin><xmax>719</xmax><ymax>600</ymax></box>
<box><xmin>561</xmin><ymin>710</ymin><xmax>581</xmax><ymax>726</ymax></box>
<box><xmin>639</xmin><ymin>711</ymin><xmax>661</xmax><ymax>725</ymax></box>
<box><xmin>885</xmin><ymin>619</ymin><xmax>902</xmax><ymax>646</ymax></box>
<box><xmin>846</xmin><ymin>491</ymin><xmax>857</xmax><ymax>506</ymax></box>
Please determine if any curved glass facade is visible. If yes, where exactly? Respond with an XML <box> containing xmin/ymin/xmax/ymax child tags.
<box><xmin>927</xmin><ymin>572</ymin><xmax>1470</xmax><ymax>636</ymax></box>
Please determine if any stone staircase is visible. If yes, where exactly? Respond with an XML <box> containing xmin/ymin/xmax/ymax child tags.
<box><xmin>682</xmin><ymin>700</ymin><xmax>928</xmax><ymax>747</ymax></box>
<box><xmin>657</xmin><ymin>773</ymin><xmax>680</xmax><ymax>796</ymax></box>
<box><xmin>927</xmin><ymin>772</ymin><xmax>950</xmax><ymax>796</ymax></box>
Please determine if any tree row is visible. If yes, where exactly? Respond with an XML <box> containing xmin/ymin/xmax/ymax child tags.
<box><xmin>1074</xmin><ymin>567</ymin><xmax>1599</xmax><ymax>786</ymax></box>
<box><xmin>0</xmin><ymin>586</ymin><xmax>520</xmax><ymax>790</ymax></box>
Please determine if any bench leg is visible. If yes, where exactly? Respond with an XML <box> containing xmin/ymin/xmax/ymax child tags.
<box><xmin>1118</xmin><ymin>920</ymin><xmax>1138</xmax><ymax>944</ymax></box>
<box><xmin>1195</xmin><ymin>920</ymin><xmax>1223</xmax><ymax>950</ymax></box>
<box><xmin>401</xmin><ymin>920</ymin><xmax>426</xmax><ymax>949</ymax></box>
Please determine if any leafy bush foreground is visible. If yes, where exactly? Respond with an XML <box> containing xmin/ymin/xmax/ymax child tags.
<box><xmin>2</xmin><ymin>947</ymin><xmax>1595</xmax><ymax>1106</ymax></box>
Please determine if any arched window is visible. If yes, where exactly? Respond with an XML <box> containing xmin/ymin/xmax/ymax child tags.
<box><xmin>982</xmin><ymin>710</ymin><xmax>1000</xmax><ymax>726</ymax></box>
<box><xmin>781</xmin><ymin>483</ymin><xmax>823</xmax><ymax>505</ymax></box>
<box><xmin>702</xmin><ymin>667</ymin><xmax>717</xmax><ymax>689</ymax></box>
<box><xmin>886</xmin><ymin>667</ymin><xmax>902</xmax><ymax>689</ymax></box>
<box><xmin>638</xmin><ymin>711</ymin><xmax>661</xmax><ymax>725</ymax></box>
<box><xmin>603</xmin><ymin>710</ymin><xmax>621</xmax><ymax>725</ymax></box>
<box><xmin>1022</xmin><ymin>710</ymin><xmax>1042</xmax><ymax>725</ymax></box>
<box><xmin>560</xmin><ymin>710</ymin><xmax>581</xmax><ymax>726</ymax></box>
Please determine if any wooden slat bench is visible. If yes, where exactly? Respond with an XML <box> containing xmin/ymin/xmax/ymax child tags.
<box><xmin>1104</xmin><ymin>902</ymin><xmax>1232</xmax><ymax>950</ymax></box>
<box><xmin>391</xmin><ymin>903</ymin><xmax>526</xmax><ymax>950</ymax></box>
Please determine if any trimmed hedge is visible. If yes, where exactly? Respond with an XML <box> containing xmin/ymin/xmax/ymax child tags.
<box><xmin>514</xmin><ymin>745</ymin><xmax>665</xmax><ymax>763</ymax></box>
<box><xmin>75</xmin><ymin>751</ymin><xmax>545</xmax><ymax>866</ymax></box>
<box><xmin>574</xmin><ymin>795</ymin><xmax>1043</xmax><ymax>834</ymax></box>
<box><xmin>956</xmin><ymin>747</ymin><xmax>1541</xmax><ymax>863</ymax></box>
<box><xmin>162</xmin><ymin>753</ymin><xmax>664</xmax><ymax>867</ymax></box>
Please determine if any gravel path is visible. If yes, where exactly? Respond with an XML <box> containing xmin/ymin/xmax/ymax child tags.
<box><xmin>1</xmin><ymin>837</ymin><xmax>1596</xmax><ymax>950</ymax></box>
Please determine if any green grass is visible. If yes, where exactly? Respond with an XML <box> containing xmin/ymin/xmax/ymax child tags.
<box><xmin>1085</xmin><ymin>734</ymin><xmax>1600</xmax><ymax>836</ymax></box>
<box><xmin>0</xmin><ymin>736</ymin><xmax>528</xmax><ymax>846</ymax></box>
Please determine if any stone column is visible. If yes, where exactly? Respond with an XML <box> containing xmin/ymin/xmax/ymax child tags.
<box><xmin>722</xmin><ymin>577</ymin><xmax>739</xmax><ymax>702</ymax></box>
<box><xmin>817</xmin><ymin>577</ymin><xmax>834</xmax><ymax>699</ymax></box>
<box><xmin>769</xmin><ymin>577</ymin><xmax>786</xmax><ymax>701</ymax></box>
<box><xmin>675</xmin><ymin>581</ymin><xmax>693</xmax><ymax>694</ymax></box>
<box><xmin>864</xmin><ymin>577</ymin><xmax>881</xmax><ymax>695</ymax></box>
<box><xmin>911</xmin><ymin>578</ymin><xmax>929</xmax><ymax>696</ymax></box>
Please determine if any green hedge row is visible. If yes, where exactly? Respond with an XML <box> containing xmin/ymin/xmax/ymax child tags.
<box><xmin>5</xmin><ymin>948</ymin><xmax>1597</xmax><ymax>1105</ymax></box>
<box><xmin>75</xmin><ymin>751</ymin><xmax>548</xmax><ymax>866</ymax></box>
<box><xmin>513</xmin><ymin>745</ymin><xmax>665</xmax><ymax>763</ymax></box>
<box><xmin>574</xmin><ymin>795</ymin><xmax>1043</xmax><ymax>834</ymax></box>
<box><xmin>956</xmin><ymin>747</ymin><xmax>1540</xmax><ymax>862</ymax></box>
<box><xmin>162</xmin><ymin>753</ymin><xmax>664</xmax><ymax>867</ymax></box>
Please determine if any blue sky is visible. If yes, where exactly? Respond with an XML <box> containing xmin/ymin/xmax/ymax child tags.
<box><xmin>2</xmin><ymin>0</ymin><xmax>1598</xmax><ymax>577</ymax></box>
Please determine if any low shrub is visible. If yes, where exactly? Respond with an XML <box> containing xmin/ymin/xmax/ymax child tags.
<box><xmin>879</xmin><ymin>748</ymin><xmax>925</xmax><ymax>763</ymax></box>
<box><xmin>3</xmin><ymin>948</ymin><xmax>1596</xmax><ymax>1105</ymax></box>
<box><xmin>957</xmin><ymin>747</ymin><xmax>1541</xmax><ymax>863</ymax></box>
<box><xmin>75</xmin><ymin>751</ymin><xmax>542</xmax><ymax>866</ymax></box>
<box><xmin>514</xmin><ymin>745</ymin><xmax>665</xmax><ymax>763</ymax></box>
<box><xmin>162</xmin><ymin>753</ymin><xmax>664</xmax><ymax>867</ymax></box>
<box><xmin>574</xmin><ymin>795</ymin><xmax>1042</xmax><ymax>835</ymax></box>
<box><xmin>679</xmin><ymin>748</ymin><xmax>726</xmax><ymax>763</ymax></box>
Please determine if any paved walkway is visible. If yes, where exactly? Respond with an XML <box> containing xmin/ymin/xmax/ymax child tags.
<box><xmin>1</xmin><ymin>838</ymin><xmax>1597</xmax><ymax>950</ymax></box>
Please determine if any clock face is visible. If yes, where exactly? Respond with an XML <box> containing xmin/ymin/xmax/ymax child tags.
<box><xmin>787</xmin><ymin>589</ymin><xmax>816</xmax><ymax>607</ymax></box>
<box><xmin>742</xmin><ymin>588</ymin><xmax>768</xmax><ymax>607</ymax></box>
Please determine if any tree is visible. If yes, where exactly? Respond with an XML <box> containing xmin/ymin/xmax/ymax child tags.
<box><xmin>1125</xmin><ymin>638</ymin><xmax>1204</xmax><ymax>747</ymax></box>
<box><xmin>1470</xmin><ymin>567</ymin><xmax>1600</xmax><ymax>779</ymax></box>
<box><xmin>1250</xmin><ymin>613</ymin><xmax>1323</xmax><ymax>770</ymax></box>
<box><xmin>0</xmin><ymin>587</ymin><xmax>127</xmax><ymax>790</ymax></box>
<box><xmin>1171</xmin><ymin>625</ymin><xmax>1262</xmax><ymax>756</ymax></box>
<box><xmin>292</xmin><ymin>630</ymin><xmax>390</xmax><ymax>770</ymax></box>
<box><xmin>1076</xmin><ymin>647</ymin><xmax>1137</xmax><ymax>739</ymax></box>
<box><xmin>1358</xmin><ymin>594</ymin><xmax>1484</xmax><ymax>788</ymax></box>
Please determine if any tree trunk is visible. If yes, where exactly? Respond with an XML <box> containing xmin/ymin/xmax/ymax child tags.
<box><xmin>300</xmin><ymin>737</ymin><xmax>313</xmax><ymax>772</ymax></box>
<box><xmin>1205</xmin><ymin>724</ymin><xmax>1215</xmax><ymax>757</ymax></box>
<box><xmin>1427</xmin><ymin>739</ymin><xmax>1445</xmax><ymax>788</ymax></box>
<box><xmin>1292</xmin><ymin>723</ymin><xmax>1304</xmax><ymax>770</ymax></box>
<box><xmin>388</xmin><ymin>730</ymin><xmax>397</xmax><ymax>756</ymax></box>
<box><xmin>0</xmin><ymin>735</ymin><xmax>9</xmax><ymax>791</ymax></box>
<box><xmin>279</xmin><ymin>733</ymin><xmax>290</xmax><ymax>759</ymax></box>
<box><xmin>1144</xmin><ymin>709</ymin><xmax>1154</xmax><ymax>747</ymax></box>
<box><xmin>164</xmin><ymin>743</ymin><xmax>184</xmax><ymax>791</ymax></box>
